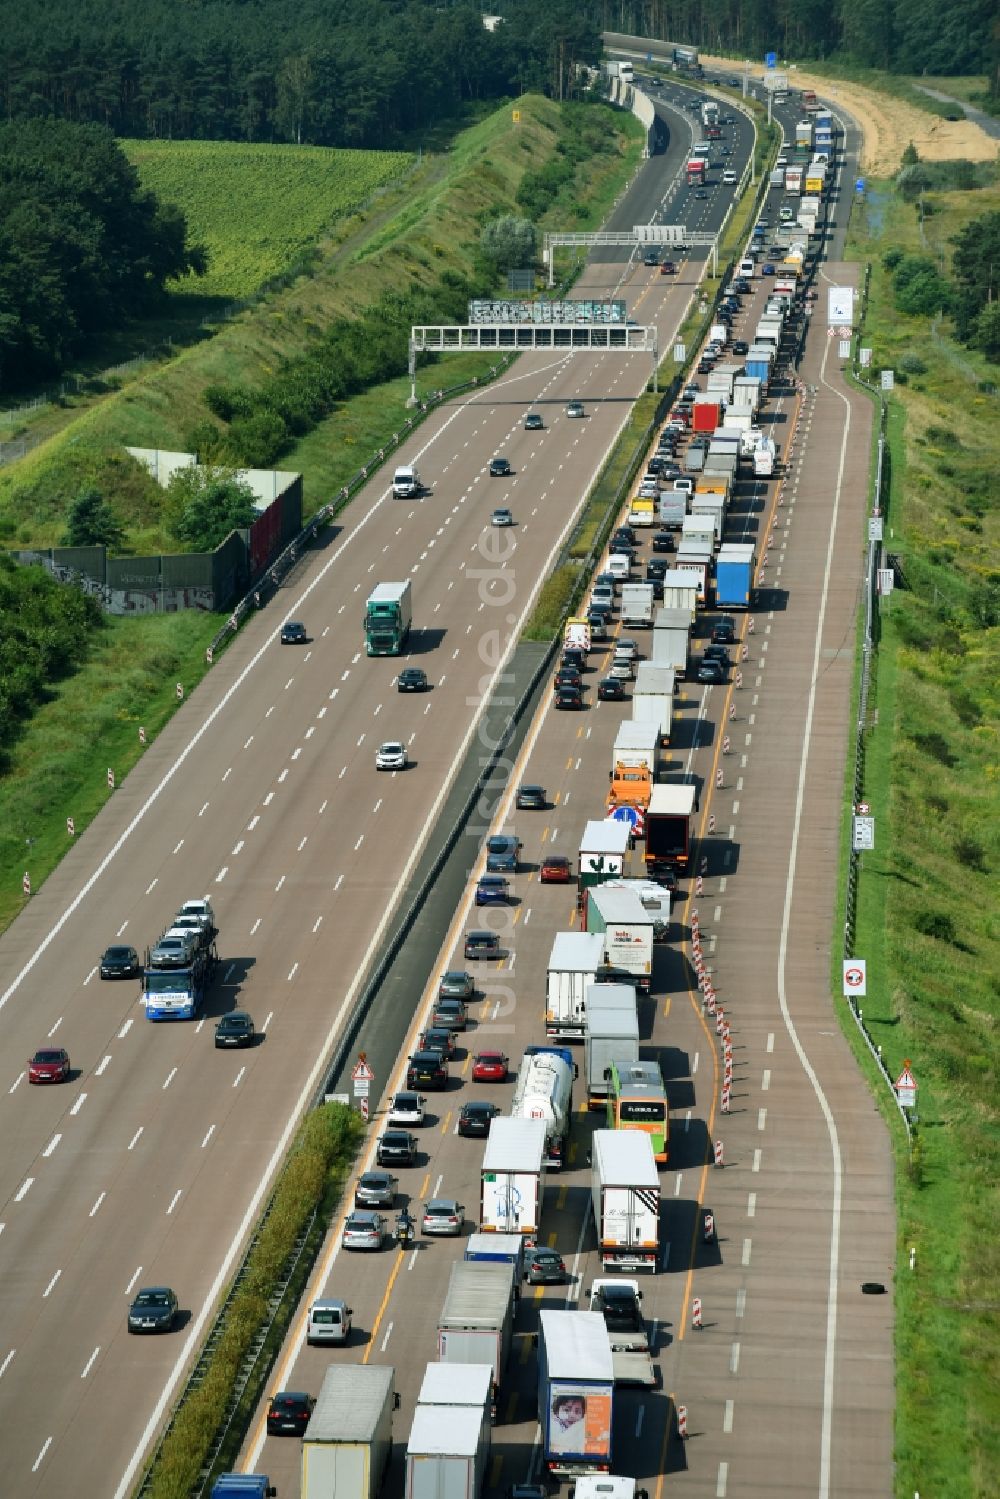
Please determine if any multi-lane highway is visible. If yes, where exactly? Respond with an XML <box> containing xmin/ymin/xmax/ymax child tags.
<box><xmin>0</xmin><ymin>74</ymin><xmax>893</xmax><ymax>1499</ymax></box>
<box><xmin>234</xmin><ymin>85</ymin><xmax>894</xmax><ymax>1499</ymax></box>
<box><xmin>0</xmin><ymin>88</ymin><xmax>752</xmax><ymax>1498</ymax></box>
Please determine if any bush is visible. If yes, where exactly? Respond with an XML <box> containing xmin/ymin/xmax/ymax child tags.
<box><xmin>166</xmin><ymin>467</ymin><xmax>259</xmax><ymax>550</ymax></box>
<box><xmin>61</xmin><ymin>485</ymin><xmax>125</xmax><ymax>550</ymax></box>
<box><xmin>882</xmin><ymin>247</ymin><xmax>905</xmax><ymax>271</ymax></box>
<box><xmin>227</xmin><ymin>409</ymin><xmax>287</xmax><ymax>467</ymax></box>
<box><xmin>892</xmin><ymin>255</ymin><xmax>951</xmax><ymax>317</ymax></box>
<box><xmin>899</xmin><ymin>352</ymin><xmax>928</xmax><ymax>376</ymax></box>
<box><xmin>913</xmin><ymin>910</ymin><xmax>957</xmax><ymax>943</ymax></box>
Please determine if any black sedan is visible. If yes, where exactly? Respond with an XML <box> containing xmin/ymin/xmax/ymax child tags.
<box><xmin>696</xmin><ymin>658</ymin><xmax>727</xmax><ymax>684</ymax></box>
<box><xmin>128</xmin><ymin>1286</ymin><xmax>178</xmax><ymax>1335</ymax></box>
<box><xmin>652</xmin><ymin>530</ymin><xmax>675</xmax><ymax>553</ymax></box>
<box><xmin>489</xmin><ymin>456</ymin><xmax>512</xmax><ymax>477</ymax></box>
<box><xmin>712</xmin><ymin>615</ymin><xmax>737</xmax><ymax>644</ymax></box>
<box><xmin>100</xmin><ymin>944</ymin><xmax>141</xmax><ymax>979</ymax></box>
<box><xmin>267</xmin><ymin>1391</ymin><xmax>315</xmax><ymax>1436</ymax></box>
<box><xmin>704</xmin><ymin>644</ymin><xmax>731</xmax><ymax>667</ymax></box>
<box><xmin>598</xmin><ymin>677</ymin><xmax>626</xmax><ymax>702</ymax></box>
<box><xmin>280</xmin><ymin>621</ymin><xmax>307</xmax><ymax>644</ymax></box>
<box><xmin>555</xmin><ymin>684</ymin><xmax>584</xmax><ymax>710</ymax></box>
<box><xmin>214</xmin><ymin>1011</ymin><xmax>256</xmax><ymax>1048</ymax></box>
<box><xmin>407</xmin><ymin>1051</ymin><xmax>448</xmax><ymax>1090</ymax></box>
<box><xmin>397</xmin><ymin>666</ymin><xmax>428</xmax><ymax>692</ymax></box>
<box><xmin>458</xmin><ymin>1100</ymin><xmax>499</xmax><ymax>1138</ymax></box>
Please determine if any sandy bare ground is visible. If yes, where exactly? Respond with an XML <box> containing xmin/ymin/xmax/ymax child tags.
<box><xmin>701</xmin><ymin>55</ymin><xmax>999</xmax><ymax>174</ymax></box>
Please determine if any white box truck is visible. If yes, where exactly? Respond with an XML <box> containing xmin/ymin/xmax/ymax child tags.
<box><xmin>659</xmin><ymin>572</ymin><xmax>698</xmax><ymax>621</ymax></box>
<box><xmin>611</xmin><ymin>720</ymin><xmax>660</xmax><ymax>780</ymax></box>
<box><xmin>537</xmin><ymin>1312</ymin><xmax>615</xmax><ymax>1477</ymax></box>
<box><xmin>619</xmin><ymin>582</ymin><xmax>654</xmax><ymax>628</ymax></box>
<box><xmin>437</xmin><ymin>1260</ymin><xmax>516</xmax><ymax>1387</ymax></box>
<box><xmin>651</xmin><ymin>607</ymin><xmax>690</xmax><ymax>678</ymax></box>
<box><xmin>546</xmin><ymin>931</ymin><xmax>606</xmax><ymax>1039</ymax></box>
<box><xmin>418</xmin><ymin>1363</ymin><xmax>494</xmax><ymax>1412</ymax></box>
<box><xmin>577</xmin><ymin>820</ymin><xmax>631</xmax><ymax>893</ymax></box>
<box><xmin>479</xmin><ymin>1117</ymin><xmax>546</xmax><ymax>1234</ymax></box>
<box><xmin>301</xmin><ymin>1365</ymin><xmax>397</xmax><ymax>1499</ymax></box>
<box><xmin>584</xmin><ymin>886</ymin><xmax>654</xmax><ymax>993</ymax></box>
<box><xmin>584</xmin><ymin>986</ymin><xmax>640</xmax><ymax>1110</ymax></box>
<box><xmin>591</xmin><ymin>1130</ymin><xmax>661</xmax><ymax>1273</ymax></box>
<box><xmin>631</xmin><ymin>662</ymin><xmax>674</xmax><ymax>746</ymax></box>
<box><xmin>405</xmin><ymin>1404</ymin><xmax>490</xmax><ymax>1499</ymax></box>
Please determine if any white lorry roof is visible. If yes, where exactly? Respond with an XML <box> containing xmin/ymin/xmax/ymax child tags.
<box><xmin>633</xmin><ymin>663</ymin><xmax>675</xmax><ymax>695</ymax></box>
<box><xmin>579</xmin><ymin>819</ymin><xmax>631</xmax><ymax>857</ymax></box>
<box><xmin>548</xmin><ymin>931</ymin><xmax>606</xmax><ymax>971</ymax></box>
<box><xmin>539</xmin><ymin>1309</ymin><xmax>615</xmax><ymax>1380</ymax></box>
<box><xmin>589</xmin><ymin>886</ymin><xmax>651</xmax><ymax>925</ymax></box>
<box><xmin>613</xmin><ymin>721</ymin><xmax>659</xmax><ymax>752</ymax></box>
<box><xmin>592</xmin><ymin>1127</ymin><xmax>659</xmax><ymax>1185</ymax></box>
<box><xmin>647</xmin><ymin>783</ymin><xmax>697</xmax><ymax>816</ymax></box>
<box><xmin>418</xmin><ymin>1363</ymin><xmax>494</xmax><ymax>1408</ymax></box>
<box><xmin>481</xmin><ymin>1116</ymin><xmax>546</xmax><ymax>1173</ymax></box>
<box><xmin>408</xmin><ymin>1402</ymin><xmax>484</xmax><ymax>1456</ymax></box>
<box><xmin>307</xmin><ymin>1363</ymin><xmax>394</xmax><ymax>1441</ymax></box>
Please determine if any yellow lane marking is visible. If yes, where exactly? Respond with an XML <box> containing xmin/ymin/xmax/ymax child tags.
<box><xmin>363</xmin><ymin>1249</ymin><xmax>404</xmax><ymax>1364</ymax></box>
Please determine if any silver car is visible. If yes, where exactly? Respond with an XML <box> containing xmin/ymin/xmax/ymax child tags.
<box><xmin>355</xmin><ymin>1170</ymin><xmax>398</xmax><ymax>1208</ymax></box>
<box><xmin>421</xmin><ymin>1199</ymin><xmax>466</xmax><ymax>1237</ymax></box>
<box><xmin>343</xmin><ymin>1210</ymin><xmax>387</xmax><ymax>1251</ymax></box>
<box><xmin>375</xmin><ymin>741</ymin><xmax>407</xmax><ymax>772</ymax></box>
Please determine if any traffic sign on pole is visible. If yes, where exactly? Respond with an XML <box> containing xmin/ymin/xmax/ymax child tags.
<box><xmin>894</xmin><ymin>1061</ymin><xmax>918</xmax><ymax>1109</ymax></box>
<box><xmin>351</xmin><ymin>1054</ymin><xmax>375</xmax><ymax>1083</ymax></box>
<box><xmin>842</xmin><ymin>959</ymin><xmax>867</xmax><ymax>997</ymax></box>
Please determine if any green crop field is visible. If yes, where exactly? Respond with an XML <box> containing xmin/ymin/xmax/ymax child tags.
<box><xmin>125</xmin><ymin>140</ymin><xmax>412</xmax><ymax>299</ymax></box>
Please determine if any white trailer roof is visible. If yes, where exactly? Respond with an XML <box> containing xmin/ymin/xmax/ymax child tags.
<box><xmin>584</xmin><ymin>982</ymin><xmax>637</xmax><ymax>1015</ymax></box>
<box><xmin>548</xmin><ymin>930</ymin><xmax>607</xmax><ymax>971</ymax></box>
<box><xmin>539</xmin><ymin>1310</ymin><xmax>615</xmax><ymax>1380</ymax></box>
<box><xmin>589</xmin><ymin>886</ymin><xmax>650</xmax><ymax>925</ymax></box>
<box><xmin>661</xmin><ymin>570</ymin><xmax>700</xmax><ymax>590</ymax></box>
<box><xmin>408</xmin><ymin>1402</ymin><xmax>484</xmax><ymax>1457</ymax></box>
<box><xmin>367</xmin><ymin>581</ymin><xmax>409</xmax><ymax>604</ymax></box>
<box><xmin>633</xmin><ymin>663</ymin><xmax>675</xmax><ymax>696</ymax></box>
<box><xmin>309</xmin><ymin>1364</ymin><xmax>394</xmax><ymax>1439</ymax></box>
<box><xmin>579</xmin><ymin>820</ymin><xmax>630</xmax><ymax>857</ymax></box>
<box><xmin>584</xmin><ymin>1002</ymin><xmax>640</xmax><ymax>1040</ymax></box>
<box><xmin>647</xmin><ymin>783</ymin><xmax>697</xmax><ymax>816</ymax></box>
<box><xmin>591</xmin><ymin>1127</ymin><xmax>660</xmax><ymax>1186</ymax></box>
<box><xmin>718</xmin><ymin>543</ymin><xmax>755</xmax><ymax>561</ymax></box>
<box><xmin>613</xmin><ymin>720</ymin><xmax>659</xmax><ymax>753</ymax></box>
<box><xmin>481</xmin><ymin>1116</ymin><xmax>546</xmax><ymax>1173</ymax></box>
<box><xmin>653</xmin><ymin>608</ymin><xmax>689</xmax><ymax>632</ymax></box>
<box><xmin>440</xmin><ymin>1261</ymin><xmax>514</xmax><ymax>1327</ymax></box>
<box><xmin>418</xmin><ymin>1362</ymin><xmax>494</xmax><ymax>1408</ymax></box>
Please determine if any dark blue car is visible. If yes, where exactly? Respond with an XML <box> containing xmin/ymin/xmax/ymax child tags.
<box><xmin>476</xmin><ymin>875</ymin><xmax>510</xmax><ymax>907</ymax></box>
<box><xmin>485</xmin><ymin>835</ymin><xmax>521</xmax><ymax>873</ymax></box>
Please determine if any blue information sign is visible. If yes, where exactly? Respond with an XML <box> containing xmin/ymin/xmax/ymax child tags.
<box><xmin>855</xmin><ymin>177</ymin><xmax>865</xmax><ymax>193</ymax></box>
<box><xmin>765</xmin><ymin>51</ymin><xmax>777</xmax><ymax>68</ymax></box>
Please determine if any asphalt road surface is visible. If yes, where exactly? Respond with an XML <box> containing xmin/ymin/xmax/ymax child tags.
<box><xmin>237</xmin><ymin>103</ymin><xmax>893</xmax><ymax>1499</ymax></box>
<box><xmin>0</xmin><ymin>91</ymin><xmax>758</xmax><ymax>1499</ymax></box>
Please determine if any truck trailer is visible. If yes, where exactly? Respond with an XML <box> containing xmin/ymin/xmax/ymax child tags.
<box><xmin>578</xmin><ymin>820</ymin><xmax>631</xmax><ymax>894</ymax></box>
<box><xmin>479</xmin><ymin>1118</ymin><xmax>546</xmax><ymax>1234</ymax></box>
<box><xmin>644</xmin><ymin>783</ymin><xmax>697</xmax><ymax>876</ymax></box>
<box><xmin>584</xmin><ymin>885</ymin><xmax>654</xmax><ymax>993</ymax></box>
<box><xmin>538</xmin><ymin>1311</ymin><xmax>615</xmax><ymax>1476</ymax></box>
<box><xmin>584</xmin><ymin>988</ymin><xmax>640</xmax><ymax>1110</ymax></box>
<box><xmin>437</xmin><ymin>1260</ymin><xmax>517</xmax><ymax>1386</ymax></box>
<box><xmin>405</xmin><ymin>1403</ymin><xmax>490</xmax><ymax>1499</ymax></box>
<box><xmin>301</xmin><ymin>1365</ymin><xmax>397</xmax><ymax>1499</ymax></box>
<box><xmin>546</xmin><ymin>930</ymin><xmax>606</xmax><ymax>1039</ymax></box>
<box><xmin>510</xmin><ymin>1046</ymin><xmax>576</xmax><ymax>1169</ymax></box>
<box><xmin>591</xmin><ymin>1129</ymin><xmax>661</xmax><ymax>1272</ymax></box>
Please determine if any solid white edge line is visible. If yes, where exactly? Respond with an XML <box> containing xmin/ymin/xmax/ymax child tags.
<box><xmin>776</xmin><ymin>329</ymin><xmax>850</xmax><ymax>1499</ymax></box>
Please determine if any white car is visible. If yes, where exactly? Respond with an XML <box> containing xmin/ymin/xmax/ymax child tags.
<box><xmin>375</xmin><ymin>741</ymin><xmax>407</xmax><ymax>771</ymax></box>
<box><xmin>491</xmin><ymin>508</ymin><xmax>514</xmax><ymax>527</ymax></box>
<box><xmin>388</xmin><ymin>1091</ymin><xmax>426</xmax><ymax>1127</ymax></box>
<box><xmin>615</xmin><ymin>638</ymin><xmax>639</xmax><ymax>661</ymax></box>
<box><xmin>779</xmin><ymin>207</ymin><xmax>795</xmax><ymax>222</ymax></box>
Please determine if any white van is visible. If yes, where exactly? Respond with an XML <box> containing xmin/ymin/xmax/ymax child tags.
<box><xmin>606</xmin><ymin>552</ymin><xmax>631</xmax><ymax>583</ymax></box>
<box><xmin>306</xmin><ymin>1298</ymin><xmax>353</xmax><ymax>1346</ymax></box>
<box><xmin>739</xmin><ymin>257</ymin><xmax>755</xmax><ymax>277</ymax></box>
<box><xmin>392</xmin><ymin>464</ymin><xmax>421</xmax><ymax>499</ymax></box>
<box><xmin>722</xmin><ymin>169</ymin><xmax>737</xmax><ymax>184</ymax></box>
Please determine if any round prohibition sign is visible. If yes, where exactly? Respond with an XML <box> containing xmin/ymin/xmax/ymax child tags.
<box><xmin>844</xmin><ymin>965</ymin><xmax>865</xmax><ymax>990</ymax></box>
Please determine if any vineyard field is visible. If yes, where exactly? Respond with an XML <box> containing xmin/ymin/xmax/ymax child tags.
<box><xmin>125</xmin><ymin>140</ymin><xmax>412</xmax><ymax>299</ymax></box>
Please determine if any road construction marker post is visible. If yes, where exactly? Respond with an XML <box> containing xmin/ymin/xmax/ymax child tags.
<box><xmin>107</xmin><ymin>768</ymin><xmax>115</xmax><ymax>790</ymax></box>
<box><xmin>728</xmin><ymin>702</ymin><xmax>736</xmax><ymax>721</ymax></box>
<box><xmin>735</xmin><ymin>670</ymin><xmax>743</xmax><ymax>689</ymax></box>
<box><xmin>721</xmin><ymin>1085</ymin><xmax>731</xmax><ymax>1112</ymax></box>
<box><xmin>722</xmin><ymin>735</ymin><xmax>731</xmax><ymax>754</ymax></box>
<box><xmin>708</xmin><ymin>813</ymin><xmax>716</xmax><ymax>833</ymax></box>
<box><xmin>716</xmin><ymin>769</ymin><xmax>724</xmax><ymax>789</ymax></box>
<box><xmin>692</xmin><ymin>1298</ymin><xmax>703</xmax><ymax>1329</ymax></box>
<box><xmin>176</xmin><ymin>682</ymin><xmax>184</xmax><ymax>700</ymax></box>
<box><xmin>748</xmin><ymin>617</ymin><xmax>755</xmax><ymax>634</ymax></box>
<box><xmin>676</xmin><ymin>1404</ymin><xmax>689</xmax><ymax>1438</ymax></box>
<box><xmin>714</xmin><ymin>1139</ymin><xmax>724</xmax><ymax>1167</ymax></box>
<box><xmin>23</xmin><ymin>872</ymin><xmax>31</xmax><ymax>897</ymax></box>
<box><xmin>139</xmin><ymin>727</ymin><xmax>146</xmax><ymax>745</ymax></box>
<box><xmin>67</xmin><ymin>818</ymin><xmax>75</xmax><ymax>837</ymax></box>
<box><xmin>695</xmin><ymin>875</ymin><xmax>704</xmax><ymax>897</ymax></box>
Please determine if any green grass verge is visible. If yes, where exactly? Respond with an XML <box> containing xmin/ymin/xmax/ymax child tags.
<box><xmin>125</xmin><ymin>140</ymin><xmax>412</xmax><ymax>300</ymax></box>
<box><xmin>841</xmin><ymin>179</ymin><xmax>1000</xmax><ymax>1498</ymax></box>
<box><xmin>141</xmin><ymin>1103</ymin><xmax>363</xmax><ymax>1499</ymax></box>
<box><xmin>0</xmin><ymin>609</ymin><xmax>219</xmax><ymax>933</ymax></box>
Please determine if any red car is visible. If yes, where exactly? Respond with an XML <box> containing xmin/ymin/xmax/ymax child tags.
<box><xmin>472</xmin><ymin>1051</ymin><xmax>509</xmax><ymax>1082</ymax></box>
<box><xmin>540</xmin><ymin>854</ymin><xmax>572</xmax><ymax>884</ymax></box>
<box><xmin>28</xmin><ymin>1048</ymin><xmax>70</xmax><ymax>1084</ymax></box>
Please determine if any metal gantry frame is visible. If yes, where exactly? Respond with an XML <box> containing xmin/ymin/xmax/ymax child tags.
<box><xmin>408</xmin><ymin>323</ymin><xmax>661</xmax><ymax>398</ymax></box>
<box><xmin>542</xmin><ymin>229</ymin><xmax>720</xmax><ymax>285</ymax></box>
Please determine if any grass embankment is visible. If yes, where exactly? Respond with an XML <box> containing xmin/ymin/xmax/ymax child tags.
<box><xmin>125</xmin><ymin>140</ymin><xmax>412</xmax><ymax>300</ymax></box>
<box><xmin>141</xmin><ymin>1104</ymin><xmax>363</xmax><ymax>1499</ymax></box>
<box><xmin>0</xmin><ymin>97</ymin><xmax>645</xmax><ymax>934</ymax></box>
<box><xmin>843</xmin><ymin>183</ymin><xmax>999</xmax><ymax>1497</ymax></box>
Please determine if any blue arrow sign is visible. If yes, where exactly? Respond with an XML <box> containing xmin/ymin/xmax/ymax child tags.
<box><xmin>765</xmin><ymin>51</ymin><xmax>777</xmax><ymax>68</ymax></box>
<box><xmin>609</xmin><ymin>805</ymin><xmax>639</xmax><ymax>828</ymax></box>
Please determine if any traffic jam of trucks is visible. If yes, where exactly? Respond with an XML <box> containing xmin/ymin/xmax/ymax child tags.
<box><xmin>231</xmin><ymin>84</ymin><xmax>838</xmax><ymax>1499</ymax></box>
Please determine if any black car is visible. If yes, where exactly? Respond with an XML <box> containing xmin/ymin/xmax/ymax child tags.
<box><xmin>652</xmin><ymin>530</ymin><xmax>675</xmax><ymax>554</ymax></box>
<box><xmin>732</xmin><ymin>339</ymin><xmax>749</xmax><ymax>355</ymax></box>
<box><xmin>562</xmin><ymin>647</ymin><xmax>587</xmax><ymax>673</ymax></box>
<box><xmin>733</xmin><ymin>277</ymin><xmax>751</xmax><ymax>293</ymax></box>
<box><xmin>554</xmin><ymin>667</ymin><xmax>582</xmax><ymax>692</ymax></box>
<box><xmin>515</xmin><ymin>783</ymin><xmax>546</xmax><ymax>810</ymax></box>
<box><xmin>489</xmin><ymin>456</ymin><xmax>512</xmax><ymax>477</ymax></box>
<box><xmin>407</xmin><ymin>1051</ymin><xmax>448</xmax><ymax>1090</ymax></box>
<box><xmin>128</xmin><ymin>1286</ymin><xmax>178</xmax><ymax>1334</ymax></box>
<box><xmin>555</xmin><ymin>684</ymin><xmax>584</xmax><ymax>710</ymax></box>
<box><xmin>646</xmin><ymin>575</ymin><xmax>664</xmax><ymax>601</ymax></box>
<box><xmin>420</xmin><ymin>1026</ymin><xmax>456</xmax><ymax>1059</ymax></box>
<box><xmin>267</xmin><ymin>1391</ymin><xmax>315</xmax><ymax>1437</ymax></box>
<box><xmin>458</xmin><ymin>1100</ymin><xmax>499</xmax><ymax>1138</ymax></box>
<box><xmin>397</xmin><ymin>666</ymin><xmax>428</xmax><ymax>692</ymax></box>
<box><xmin>645</xmin><ymin>456</ymin><xmax>668</xmax><ymax>477</ymax></box>
<box><xmin>696</xmin><ymin>657</ymin><xmax>727</xmax><ymax>684</ymax></box>
<box><xmin>100</xmin><ymin>944</ymin><xmax>140</xmax><ymax>979</ymax></box>
<box><xmin>280</xmin><ymin>621</ymin><xmax>307</xmax><ymax>644</ymax></box>
<box><xmin>598</xmin><ymin>677</ymin><xmax>626</xmax><ymax>702</ymax></box>
<box><xmin>377</xmin><ymin>1129</ymin><xmax>418</xmax><ymax>1166</ymax></box>
<box><xmin>697</xmin><ymin>359</ymin><xmax>715</xmax><ymax>375</ymax></box>
<box><xmin>704</xmin><ymin>643</ymin><xmax>731</xmax><ymax>667</ymax></box>
<box><xmin>524</xmin><ymin>412</ymin><xmax>544</xmax><ymax>430</ymax></box>
<box><xmin>712</xmin><ymin>615</ymin><xmax>737</xmax><ymax>644</ymax></box>
<box><xmin>214</xmin><ymin>1011</ymin><xmax>256</xmax><ymax>1048</ymax></box>
<box><xmin>642</xmin><ymin>250</ymin><xmax>659</xmax><ymax>266</ymax></box>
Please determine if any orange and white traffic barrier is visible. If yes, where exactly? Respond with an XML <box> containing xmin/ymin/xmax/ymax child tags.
<box><xmin>691</xmin><ymin>909</ymin><xmax>700</xmax><ymax>928</ymax></box>
<box><xmin>708</xmin><ymin>813</ymin><xmax>716</xmax><ymax>833</ymax></box>
<box><xmin>716</xmin><ymin>769</ymin><xmax>724</xmax><ymax>790</ymax></box>
<box><xmin>706</xmin><ymin>992</ymin><xmax>716</xmax><ymax>1014</ymax></box>
<box><xmin>676</xmin><ymin>1404</ymin><xmax>689</xmax><ymax>1438</ymax></box>
<box><xmin>728</xmin><ymin>702</ymin><xmax>736</xmax><ymax>721</ymax></box>
<box><xmin>695</xmin><ymin>875</ymin><xmax>704</xmax><ymax>897</ymax></box>
<box><xmin>107</xmin><ymin>768</ymin><xmax>115</xmax><ymax>790</ymax></box>
<box><xmin>692</xmin><ymin>1297</ymin><xmax>703</xmax><ymax>1329</ymax></box>
<box><xmin>741</xmin><ymin>643</ymin><xmax>749</xmax><ymax>661</ymax></box>
<box><xmin>139</xmin><ymin>726</ymin><xmax>146</xmax><ymax>745</ymax></box>
<box><xmin>721</xmin><ymin>1085</ymin><xmax>731</xmax><ymax>1112</ymax></box>
<box><xmin>67</xmin><ymin>818</ymin><xmax>75</xmax><ymax>837</ymax></box>
<box><xmin>716</xmin><ymin>1009</ymin><xmax>725</xmax><ymax>1034</ymax></box>
<box><xmin>748</xmin><ymin>617</ymin><xmax>755</xmax><ymax>634</ymax></box>
<box><xmin>714</xmin><ymin>1139</ymin><xmax>724</xmax><ymax>1167</ymax></box>
<box><xmin>23</xmin><ymin>872</ymin><xmax>31</xmax><ymax>897</ymax></box>
<box><xmin>735</xmin><ymin>670</ymin><xmax>743</xmax><ymax>689</ymax></box>
<box><xmin>700</xmin><ymin>856</ymin><xmax>708</xmax><ymax>875</ymax></box>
